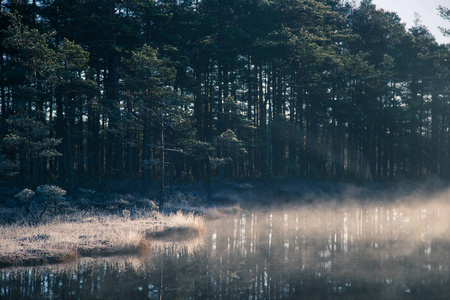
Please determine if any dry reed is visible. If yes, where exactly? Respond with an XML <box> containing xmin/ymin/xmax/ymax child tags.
<box><xmin>0</xmin><ymin>210</ymin><xmax>205</xmax><ymax>268</ymax></box>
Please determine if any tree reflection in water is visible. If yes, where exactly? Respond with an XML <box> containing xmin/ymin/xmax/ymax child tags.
<box><xmin>3</xmin><ymin>201</ymin><xmax>450</xmax><ymax>299</ymax></box>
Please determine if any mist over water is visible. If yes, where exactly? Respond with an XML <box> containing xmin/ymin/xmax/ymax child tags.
<box><xmin>3</xmin><ymin>191</ymin><xmax>450</xmax><ymax>299</ymax></box>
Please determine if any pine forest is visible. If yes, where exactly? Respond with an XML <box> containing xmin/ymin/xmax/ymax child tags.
<box><xmin>2</xmin><ymin>0</ymin><xmax>450</xmax><ymax>200</ymax></box>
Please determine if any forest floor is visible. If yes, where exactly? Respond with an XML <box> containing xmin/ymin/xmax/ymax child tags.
<box><xmin>1</xmin><ymin>178</ymin><xmax>449</xmax><ymax>269</ymax></box>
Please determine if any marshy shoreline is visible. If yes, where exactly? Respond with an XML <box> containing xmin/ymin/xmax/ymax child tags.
<box><xmin>1</xmin><ymin>179</ymin><xmax>450</xmax><ymax>269</ymax></box>
<box><xmin>0</xmin><ymin>210</ymin><xmax>207</xmax><ymax>269</ymax></box>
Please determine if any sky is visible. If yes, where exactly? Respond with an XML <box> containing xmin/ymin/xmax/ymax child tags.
<box><xmin>358</xmin><ymin>0</ymin><xmax>450</xmax><ymax>44</ymax></box>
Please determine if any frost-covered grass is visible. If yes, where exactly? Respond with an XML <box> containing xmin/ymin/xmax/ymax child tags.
<box><xmin>0</xmin><ymin>210</ymin><xmax>205</xmax><ymax>268</ymax></box>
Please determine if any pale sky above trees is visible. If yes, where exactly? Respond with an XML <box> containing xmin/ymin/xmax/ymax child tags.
<box><xmin>358</xmin><ymin>0</ymin><xmax>450</xmax><ymax>44</ymax></box>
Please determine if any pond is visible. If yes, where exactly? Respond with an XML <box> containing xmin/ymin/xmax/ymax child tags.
<box><xmin>2</xmin><ymin>201</ymin><xmax>450</xmax><ymax>299</ymax></box>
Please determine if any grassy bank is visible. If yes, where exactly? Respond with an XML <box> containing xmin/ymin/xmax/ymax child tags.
<box><xmin>2</xmin><ymin>179</ymin><xmax>448</xmax><ymax>269</ymax></box>
<box><xmin>0</xmin><ymin>211</ymin><xmax>205</xmax><ymax>269</ymax></box>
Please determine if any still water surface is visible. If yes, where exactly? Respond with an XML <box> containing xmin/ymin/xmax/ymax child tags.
<box><xmin>2</xmin><ymin>201</ymin><xmax>450</xmax><ymax>299</ymax></box>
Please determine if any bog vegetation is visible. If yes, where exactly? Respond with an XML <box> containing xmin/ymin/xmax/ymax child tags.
<box><xmin>1</xmin><ymin>0</ymin><xmax>450</xmax><ymax>201</ymax></box>
<box><xmin>0</xmin><ymin>210</ymin><xmax>205</xmax><ymax>268</ymax></box>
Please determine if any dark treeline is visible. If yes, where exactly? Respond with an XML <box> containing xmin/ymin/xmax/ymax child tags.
<box><xmin>1</xmin><ymin>0</ymin><xmax>450</xmax><ymax>197</ymax></box>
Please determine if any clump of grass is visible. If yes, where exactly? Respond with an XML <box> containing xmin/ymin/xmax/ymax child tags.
<box><xmin>158</xmin><ymin>211</ymin><xmax>205</xmax><ymax>231</ymax></box>
<box><xmin>165</xmin><ymin>192</ymin><xmax>205</xmax><ymax>209</ymax></box>
<box><xmin>0</xmin><ymin>210</ymin><xmax>205</xmax><ymax>268</ymax></box>
<box><xmin>137</xmin><ymin>238</ymin><xmax>152</xmax><ymax>256</ymax></box>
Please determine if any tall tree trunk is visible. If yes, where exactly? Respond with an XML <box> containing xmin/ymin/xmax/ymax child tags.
<box><xmin>306</xmin><ymin>93</ymin><xmax>319</xmax><ymax>178</ymax></box>
<box><xmin>65</xmin><ymin>92</ymin><xmax>74</xmax><ymax>190</ymax></box>
<box><xmin>127</xmin><ymin>97</ymin><xmax>133</xmax><ymax>182</ymax></box>
<box><xmin>0</xmin><ymin>51</ymin><xmax>6</xmax><ymax>122</ymax></box>
<box><xmin>431</xmin><ymin>92</ymin><xmax>440</xmax><ymax>175</ymax></box>
<box><xmin>88</xmin><ymin>100</ymin><xmax>100</xmax><ymax>182</ymax></box>
<box><xmin>258</xmin><ymin>66</ymin><xmax>268</xmax><ymax>177</ymax></box>
<box><xmin>159</xmin><ymin>122</ymin><xmax>165</xmax><ymax>205</ymax></box>
<box><xmin>142</xmin><ymin>113</ymin><xmax>150</xmax><ymax>194</ymax></box>
<box><xmin>205</xmin><ymin>150</ymin><xmax>212</xmax><ymax>201</ymax></box>
<box><xmin>56</xmin><ymin>91</ymin><xmax>66</xmax><ymax>184</ymax></box>
<box><xmin>66</xmin><ymin>115</ymin><xmax>74</xmax><ymax>190</ymax></box>
<box><xmin>109</xmin><ymin>53</ymin><xmax>125</xmax><ymax>183</ymax></box>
